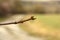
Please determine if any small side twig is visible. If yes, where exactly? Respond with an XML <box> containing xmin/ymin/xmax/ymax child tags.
<box><xmin>0</xmin><ymin>16</ymin><xmax>36</xmax><ymax>25</ymax></box>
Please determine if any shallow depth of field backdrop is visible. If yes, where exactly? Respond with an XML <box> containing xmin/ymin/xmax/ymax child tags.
<box><xmin>0</xmin><ymin>0</ymin><xmax>60</xmax><ymax>40</ymax></box>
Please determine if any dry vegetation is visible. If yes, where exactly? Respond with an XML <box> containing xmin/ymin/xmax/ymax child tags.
<box><xmin>19</xmin><ymin>14</ymin><xmax>60</xmax><ymax>40</ymax></box>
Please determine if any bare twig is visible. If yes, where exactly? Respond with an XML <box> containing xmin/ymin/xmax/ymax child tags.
<box><xmin>0</xmin><ymin>16</ymin><xmax>36</xmax><ymax>25</ymax></box>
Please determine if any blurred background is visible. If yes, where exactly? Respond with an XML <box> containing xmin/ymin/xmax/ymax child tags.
<box><xmin>0</xmin><ymin>0</ymin><xmax>60</xmax><ymax>40</ymax></box>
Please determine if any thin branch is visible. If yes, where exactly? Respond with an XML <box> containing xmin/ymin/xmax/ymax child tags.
<box><xmin>0</xmin><ymin>16</ymin><xmax>36</xmax><ymax>25</ymax></box>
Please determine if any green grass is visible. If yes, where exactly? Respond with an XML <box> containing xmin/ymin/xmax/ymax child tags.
<box><xmin>19</xmin><ymin>14</ymin><xmax>60</xmax><ymax>40</ymax></box>
<box><xmin>0</xmin><ymin>17</ymin><xmax>9</xmax><ymax>22</ymax></box>
<box><xmin>36</xmin><ymin>14</ymin><xmax>60</xmax><ymax>29</ymax></box>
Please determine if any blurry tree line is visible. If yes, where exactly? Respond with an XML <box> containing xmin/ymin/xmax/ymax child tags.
<box><xmin>15</xmin><ymin>1</ymin><xmax>60</xmax><ymax>14</ymax></box>
<box><xmin>32</xmin><ymin>1</ymin><xmax>60</xmax><ymax>14</ymax></box>
<box><xmin>0</xmin><ymin>0</ymin><xmax>27</xmax><ymax>18</ymax></box>
<box><xmin>0</xmin><ymin>0</ymin><xmax>60</xmax><ymax>17</ymax></box>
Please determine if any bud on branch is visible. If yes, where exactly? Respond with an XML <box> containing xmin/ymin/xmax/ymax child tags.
<box><xmin>0</xmin><ymin>16</ymin><xmax>36</xmax><ymax>25</ymax></box>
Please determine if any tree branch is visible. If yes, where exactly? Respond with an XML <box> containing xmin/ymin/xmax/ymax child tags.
<box><xmin>0</xmin><ymin>16</ymin><xmax>36</xmax><ymax>25</ymax></box>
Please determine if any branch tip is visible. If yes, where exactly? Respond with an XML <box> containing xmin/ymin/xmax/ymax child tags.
<box><xmin>31</xmin><ymin>16</ymin><xmax>36</xmax><ymax>20</ymax></box>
